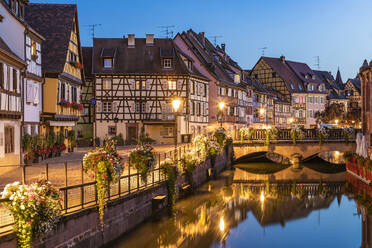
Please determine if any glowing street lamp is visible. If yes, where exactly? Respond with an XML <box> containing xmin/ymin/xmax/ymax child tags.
<box><xmin>259</xmin><ymin>108</ymin><xmax>265</xmax><ymax>115</ymax></box>
<box><xmin>172</xmin><ymin>98</ymin><xmax>182</xmax><ymax>157</ymax></box>
<box><xmin>218</xmin><ymin>101</ymin><xmax>225</xmax><ymax>127</ymax></box>
<box><xmin>219</xmin><ymin>217</ymin><xmax>225</xmax><ymax>231</ymax></box>
<box><xmin>260</xmin><ymin>191</ymin><xmax>265</xmax><ymax>203</ymax></box>
<box><xmin>289</xmin><ymin>118</ymin><xmax>294</xmax><ymax>124</ymax></box>
<box><xmin>335</xmin><ymin>119</ymin><xmax>339</xmax><ymax>126</ymax></box>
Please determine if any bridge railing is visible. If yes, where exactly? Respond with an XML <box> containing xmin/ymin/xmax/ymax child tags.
<box><xmin>235</xmin><ymin>128</ymin><xmax>359</xmax><ymax>143</ymax></box>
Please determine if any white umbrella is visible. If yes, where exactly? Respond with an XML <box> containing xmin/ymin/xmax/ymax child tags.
<box><xmin>356</xmin><ymin>133</ymin><xmax>362</xmax><ymax>155</ymax></box>
<box><xmin>361</xmin><ymin>135</ymin><xmax>368</xmax><ymax>158</ymax></box>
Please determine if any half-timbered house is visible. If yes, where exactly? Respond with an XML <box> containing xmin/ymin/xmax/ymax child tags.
<box><xmin>76</xmin><ymin>47</ymin><xmax>94</xmax><ymax>145</ymax></box>
<box><xmin>24</xmin><ymin>26</ymin><xmax>44</xmax><ymax>136</ymax></box>
<box><xmin>91</xmin><ymin>35</ymin><xmax>209</xmax><ymax>144</ymax></box>
<box><xmin>0</xmin><ymin>0</ymin><xmax>28</xmax><ymax>165</ymax></box>
<box><xmin>344</xmin><ymin>77</ymin><xmax>361</xmax><ymax>110</ymax></box>
<box><xmin>25</xmin><ymin>4</ymin><xmax>84</xmax><ymax>149</ymax></box>
<box><xmin>174</xmin><ymin>30</ymin><xmax>249</xmax><ymax>136</ymax></box>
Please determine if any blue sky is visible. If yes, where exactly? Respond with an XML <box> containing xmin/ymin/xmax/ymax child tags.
<box><xmin>32</xmin><ymin>0</ymin><xmax>372</xmax><ymax>79</ymax></box>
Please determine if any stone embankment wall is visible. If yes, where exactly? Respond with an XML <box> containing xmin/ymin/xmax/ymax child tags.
<box><xmin>0</xmin><ymin>145</ymin><xmax>233</xmax><ymax>248</ymax></box>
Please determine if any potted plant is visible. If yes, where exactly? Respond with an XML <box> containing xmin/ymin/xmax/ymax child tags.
<box><xmin>67</xmin><ymin>130</ymin><xmax>76</xmax><ymax>152</ymax></box>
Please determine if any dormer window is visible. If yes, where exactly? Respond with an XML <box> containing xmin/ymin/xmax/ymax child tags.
<box><xmin>299</xmin><ymin>84</ymin><xmax>302</xmax><ymax>90</ymax></box>
<box><xmin>290</xmin><ymin>84</ymin><xmax>294</xmax><ymax>90</ymax></box>
<box><xmin>104</xmin><ymin>58</ymin><xmax>113</xmax><ymax>69</ymax></box>
<box><xmin>164</xmin><ymin>59</ymin><xmax>172</xmax><ymax>69</ymax></box>
<box><xmin>305</xmin><ymin>74</ymin><xmax>309</xmax><ymax>79</ymax></box>
<box><xmin>312</xmin><ymin>75</ymin><xmax>316</xmax><ymax>80</ymax></box>
<box><xmin>187</xmin><ymin>60</ymin><xmax>192</xmax><ymax>71</ymax></box>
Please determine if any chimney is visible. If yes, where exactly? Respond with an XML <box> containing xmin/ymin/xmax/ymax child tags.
<box><xmin>221</xmin><ymin>43</ymin><xmax>226</xmax><ymax>52</ymax></box>
<box><xmin>200</xmin><ymin>32</ymin><xmax>205</xmax><ymax>46</ymax></box>
<box><xmin>128</xmin><ymin>34</ymin><xmax>135</xmax><ymax>47</ymax></box>
<box><xmin>280</xmin><ymin>55</ymin><xmax>285</xmax><ymax>63</ymax></box>
<box><xmin>146</xmin><ymin>34</ymin><xmax>154</xmax><ymax>46</ymax></box>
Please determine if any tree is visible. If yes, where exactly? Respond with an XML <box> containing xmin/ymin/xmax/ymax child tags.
<box><xmin>315</xmin><ymin>103</ymin><xmax>345</xmax><ymax>125</ymax></box>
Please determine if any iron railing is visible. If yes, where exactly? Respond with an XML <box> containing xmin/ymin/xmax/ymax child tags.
<box><xmin>0</xmin><ymin>144</ymin><xmax>195</xmax><ymax>234</ymax></box>
<box><xmin>234</xmin><ymin>128</ymin><xmax>359</xmax><ymax>142</ymax></box>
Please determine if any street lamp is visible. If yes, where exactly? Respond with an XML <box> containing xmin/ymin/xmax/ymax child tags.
<box><xmin>335</xmin><ymin>119</ymin><xmax>339</xmax><ymax>126</ymax></box>
<box><xmin>218</xmin><ymin>101</ymin><xmax>225</xmax><ymax>127</ymax></box>
<box><xmin>172</xmin><ymin>99</ymin><xmax>181</xmax><ymax>157</ymax></box>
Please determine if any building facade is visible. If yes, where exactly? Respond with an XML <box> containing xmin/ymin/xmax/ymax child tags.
<box><xmin>174</xmin><ymin>30</ymin><xmax>250</xmax><ymax>137</ymax></box>
<box><xmin>25</xmin><ymin>4</ymin><xmax>84</xmax><ymax>150</ymax></box>
<box><xmin>24</xmin><ymin>27</ymin><xmax>43</xmax><ymax>135</ymax></box>
<box><xmin>359</xmin><ymin>60</ymin><xmax>372</xmax><ymax>147</ymax></box>
<box><xmin>91</xmin><ymin>35</ymin><xmax>209</xmax><ymax>144</ymax></box>
<box><xmin>0</xmin><ymin>0</ymin><xmax>28</xmax><ymax>165</ymax></box>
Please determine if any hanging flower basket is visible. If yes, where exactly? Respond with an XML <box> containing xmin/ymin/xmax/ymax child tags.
<box><xmin>83</xmin><ymin>140</ymin><xmax>123</xmax><ymax>231</ymax></box>
<box><xmin>129</xmin><ymin>144</ymin><xmax>156</xmax><ymax>183</ymax></box>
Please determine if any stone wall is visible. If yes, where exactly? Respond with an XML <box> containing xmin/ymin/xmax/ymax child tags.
<box><xmin>0</xmin><ymin>146</ymin><xmax>233</xmax><ymax>248</ymax></box>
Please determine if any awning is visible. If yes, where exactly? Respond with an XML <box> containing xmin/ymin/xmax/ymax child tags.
<box><xmin>49</xmin><ymin>121</ymin><xmax>76</xmax><ymax>127</ymax></box>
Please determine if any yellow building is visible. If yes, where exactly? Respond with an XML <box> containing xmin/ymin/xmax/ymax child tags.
<box><xmin>26</xmin><ymin>4</ymin><xmax>84</xmax><ymax>150</ymax></box>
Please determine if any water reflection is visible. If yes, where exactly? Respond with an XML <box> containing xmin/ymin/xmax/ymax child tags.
<box><xmin>111</xmin><ymin>164</ymin><xmax>365</xmax><ymax>248</ymax></box>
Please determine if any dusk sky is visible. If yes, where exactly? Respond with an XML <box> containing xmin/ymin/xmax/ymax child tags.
<box><xmin>33</xmin><ymin>0</ymin><xmax>372</xmax><ymax>80</ymax></box>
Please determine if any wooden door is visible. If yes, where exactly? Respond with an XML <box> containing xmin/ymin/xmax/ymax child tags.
<box><xmin>127</xmin><ymin>126</ymin><xmax>137</xmax><ymax>144</ymax></box>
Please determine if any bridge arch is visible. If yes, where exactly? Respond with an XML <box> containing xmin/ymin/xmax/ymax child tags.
<box><xmin>233</xmin><ymin>142</ymin><xmax>356</xmax><ymax>163</ymax></box>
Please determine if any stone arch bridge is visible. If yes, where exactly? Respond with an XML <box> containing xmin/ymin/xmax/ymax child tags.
<box><xmin>233</xmin><ymin>141</ymin><xmax>356</xmax><ymax>163</ymax></box>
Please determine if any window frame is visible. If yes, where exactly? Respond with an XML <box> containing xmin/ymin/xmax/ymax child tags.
<box><xmin>163</xmin><ymin>58</ymin><xmax>172</xmax><ymax>69</ymax></box>
<box><xmin>103</xmin><ymin>58</ymin><xmax>113</xmax><ymax>69</ymax></box>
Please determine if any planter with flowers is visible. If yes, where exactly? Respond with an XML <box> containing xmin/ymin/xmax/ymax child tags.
<box><xmin>83</xmin><ymin>140</ymin><xmax>123</xmax><ymax>231</ymax></box>
<box><xmin>69</xmin><ymin>61</ymin><xmax>84</xmax><ymax>70</ymax></box>
<box><xmin>317</xmin><ymin>127</ymin><xmax>329</xmax><ymax>145</ymax></box>
<box><xmin>291</xmin><ymin>127</ymin><xmax>305</xmax><ymax>145</ymax></box>
<box><xmin>193</xmin><ymin>134</ymin><xmax>210</xmax><ymax>160</ymax></box>
<box><xmin>208</xmin><ymin>141</ymin><xmax>220</xmax><ymax>168</ymax></box>
<box><xmin>59</xmin><ymin>99</ymin><xmax>70</xmax><ymax>108</ymax></box>
<box><xmin>239</xmin><ymin>127</ymin><xmax>255</xmax><ymax>143</ymax></box>
<box><xmin>214</xmin><ymin>127</ymin><xmax>227</xmax><ymax>148</ymax></box>
<box><xmin>179</xmin><ymin>152</ymin><xmax>201</xmax><ymax>186</ymax></box>
<box><xmin>1</xmin><ymin>180</ymin><xmax>62</xmax><ymax>248</ymax></box>
<box><xmin>129</xmin><ymin>144</ymin><xmax>156</xmax><ymax>183</ymax></box>
<box><xmin>160</xmin><ymin>158</ymin><xmax>178</xmax><ymax>210</ymax></box>
<box><xmin>343</xmin><ymin>128</ymin><xmax>355</xmax><ymax>143</ymax></box>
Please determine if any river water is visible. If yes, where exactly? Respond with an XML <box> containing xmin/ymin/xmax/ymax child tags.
<box><xmin>109</xmin><ymin>163</ymin><xmax>368</xmax><ymax>248</ymax></box>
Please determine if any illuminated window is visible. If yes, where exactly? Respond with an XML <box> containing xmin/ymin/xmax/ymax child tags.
<box><xmin>168</xmin><ymin>81</ymin><xmax>176</xmax><ymax>90</ymax></box>
<box><xmin>104</xmin><ymin>58</ymin><xmax>113</xmax><ymax>68</ymax></box>
<box><xmin>103</xmin><ymin>79</ymin><xmax>111</xmax><ymax>90</ymax></box>
<box><xmin>136</xmin><ymin>80</ymin><xmax>146</xmax><ymax>90</ymax></box>
<box><xmin>31</xmin><ymin>40</ymin><xmax>37</xmax><ymax>60</ymax></box>
<box><xmin>164</xmin><ymin>59</ymin><xmax>172</xmax><ymax>68</ymax></box>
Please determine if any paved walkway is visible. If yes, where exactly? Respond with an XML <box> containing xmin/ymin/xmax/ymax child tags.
<box><xmin>0</xmin><ymin>144</ymin><xmax>190</xmax><ymax>190</ymax></box>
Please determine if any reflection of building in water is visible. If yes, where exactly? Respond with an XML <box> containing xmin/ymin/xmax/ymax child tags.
<box><xmin>231</xmin><ymin>182</ymin><xmax>343</xmax><ymax>227</ymax></box>
<box><xmin>346</xmin><ymin>173</ymin><xmax>372</xmax><ymax>248</ymax></box>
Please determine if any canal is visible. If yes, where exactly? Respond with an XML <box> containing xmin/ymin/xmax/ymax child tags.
<box><xmin>109</xmin><ymin>162</ymin><xmax>367</xmax><ymax>248</ymax></box>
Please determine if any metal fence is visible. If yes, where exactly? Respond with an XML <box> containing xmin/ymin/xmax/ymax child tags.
<box><xmin>0</xmin><ymin>143</ymin><xmax>195</xmax><ymax>234</ymax></box>
<box><xmin>235</xmin><ymin>128</ymin><xmax>359</xmax><ymax>142</ymax></box>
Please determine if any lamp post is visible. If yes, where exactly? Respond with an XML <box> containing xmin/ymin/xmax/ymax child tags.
<box><xmin>218</xmin><ymin>102</ymin><xmax>225</xmax><ymax>127</ymax></box>
<box><xmin>172</xmin><ymin>99</ymin><xmax>181</xmax><ymax>157</ymax></box>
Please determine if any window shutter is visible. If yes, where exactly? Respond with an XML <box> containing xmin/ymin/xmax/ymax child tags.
<box><xmin>97</xmin><ymin>101</ymin><xmax>102</xmax><ymax>112</ymax></box>
<box><xmin>12</xmin><ymin>69</ymin><xmax>17</xmax><ymax>92</ymax></box>
<box><xmin>34</xmin><ymin>85</ymin><xmax>39</xmax><ymax>105</ymax></box>
<box><xmin>113</xmin><ymin>102</ymin><xmax>118</xmax><ymax>112</ymax></box>
<box><xmin>0</xmin><ymin>63</ymin><xmax>4</xmax><ymax>89</ymax></box>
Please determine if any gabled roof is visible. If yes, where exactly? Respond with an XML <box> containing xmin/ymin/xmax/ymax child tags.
<box><xmin>91</xmin><ymin>37</ymin><xmax>207</xmax><ymax>80</ymax></box>
<box><xmin>346</xmin><ymin>78</ymin><xmax>361</xmax><ymax>94</ymax></box>
<box><xmin>313</xmin><ymin>70</ymin><xmax>335</xmax><ymax>90</ymax></box>
<box><xmin>259</xmin><ymin>56</ymin><xmax>305</xmax><ymax>93</ymax></box>
<box><xmin>0</xmin><ymin>37</ymin><xmax>25</xmax><ymax>66</ymax></box>
<box><xmin>328</xmin><ymin>90</ymin><xmax>347</xmax><ymax>100</ymax></box>
<box><xmin>177</xmin><ymin>29</ymin><xmax>244</xmax><ymax>89</ymax></box>
<box><xmin>25</xmin><ymin>4</ymin><xmax>77</xmax><ymax>74</ymax></box>
<box><xmin>286</xmin><ymin>61</ymin><xmax>323</xmax><ymax>84</ymax></box>
<box><xmin>82</xmin><ymin>47</ymin><xmax>92</xmax><ymax>79</ymax></box>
